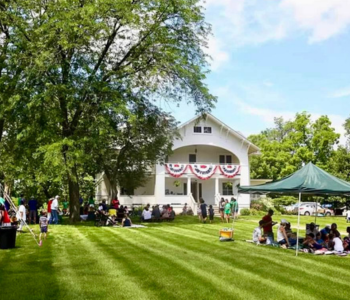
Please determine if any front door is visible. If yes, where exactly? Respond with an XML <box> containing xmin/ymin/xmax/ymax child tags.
<box><xmin>191</xmin><ymin>182</ymin><xmax>198</xmax><ymax>202</ymax></box>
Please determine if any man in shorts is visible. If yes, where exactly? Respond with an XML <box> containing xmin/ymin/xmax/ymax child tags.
<box><xmin>39</xmin><ymin>210</ymin><xmax>49</xmax><ymax>246</ymax></box>
<box><xmin>231</xmin><ymin>197</ymin><xmax>239</xmax><ymax>220</ymax></box>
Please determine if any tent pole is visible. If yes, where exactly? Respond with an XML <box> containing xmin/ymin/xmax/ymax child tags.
<box><xmin>296</xmin><ymin>192</ymin><xmax>302</xmax><ymax>257</ymax></box>
<box><xmin>314</xmin><ymin>198</ymin><xmax>317</xmax><ymax>224</ymax></box>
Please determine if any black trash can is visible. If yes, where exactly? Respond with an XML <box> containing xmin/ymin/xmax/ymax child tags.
<box><xmin>0</xmin><ymin>226</ymin><xmax>17</xmax><ymax>249</ymax></box>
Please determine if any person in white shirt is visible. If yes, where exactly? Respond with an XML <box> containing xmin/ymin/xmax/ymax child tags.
<box><xmin>346</xmin><ymin>210</ymin><xmax>350</xmax><ymax>223</ymax></box>
<box><xmin>50</xmin><ymin>196</ymin><xmax>59</xmax><ymax>225</ymax></box>
<box><xmin>252</xmin><ymin>220</ymin><xmax>266</xmax><ymax>244</ymax></box>
<box><xmin>17</xmin><ymin>200</ymin><xmax>26</xmax><ymax>231</ymax></box>
<box><xmin>333</xmin><ymin>232</ymin><xmax>344</xmax><ymax>252</ymax></box>
<box><xmin>142</xmin><ymin>207</ymin><xmax>152</xmax><ymax>222</ymax></box>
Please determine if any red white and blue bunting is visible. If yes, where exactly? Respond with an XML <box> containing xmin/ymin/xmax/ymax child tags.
<box><xmin>189</xmin><ymin>164</ymin><xmax>217</xmax><ymax>180</ymax></box>
<box><xmin>165</xmin><ymin>164</ymin><xmax>188</xmax><ymax>178</ymax></box>
<box><xmin>219</xmin><ymin>165</ymin><xmax>241</xmax><ymax>178</ymax></box>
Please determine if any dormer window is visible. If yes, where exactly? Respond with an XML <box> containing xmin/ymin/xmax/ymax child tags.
<box><xmin>204</xmin><ymin>127</ymin><xmax>212</xmax><ymax>134</ymax></box>
<box><xmin>193</xmin><ymin>126</ymin><xmax>202</xmax><ymax>133</ymax></box>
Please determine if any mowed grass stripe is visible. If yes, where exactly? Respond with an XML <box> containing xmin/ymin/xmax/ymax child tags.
<box><xmin>130</xmin><ymin>228</ymin><xmax>314</xmax><ymax>300</ymax></box>
<box><xmin>0</xmin><ymin>231</ymin><xmax>61</xmax><ymax>300</ymax></box>
<box><xmin>132</xmin><ymin>226</ymin><xmax>341</xmax><ymax>300</ymax></box>
<box><xmin>84</xmin><ymin>227</ymin><xmax>220</xmax><ymax>300</ymax></box>
<box><xmin>69</xmin><ymin>226</ymin><xmax>159</xmax><ymax>300</ymax></box>
<box><xmin>101</xmin><ymin>227</ymin><xmax>259</xmax><ymax>300</ymax></box>
<box><xmin>130</xmin><ymin>225</ymin><xmax>348</xmax><ymax>300</ymax></box>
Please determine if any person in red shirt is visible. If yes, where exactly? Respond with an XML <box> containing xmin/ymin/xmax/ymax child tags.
<box><xmin>262</xmin><ymin>209</ymin><xmax>277</xmax><ymax>244</ymax></box>
<box><xmin>47</xmin><ymin>198</ymin><xmax>53</xmax><ymax>224</ymax></box>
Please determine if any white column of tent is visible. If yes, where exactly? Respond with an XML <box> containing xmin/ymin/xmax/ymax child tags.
<box><xmin>295</xmin><ymin>192</ymin><xmax>302</xmax><ymax>257</ymax></box>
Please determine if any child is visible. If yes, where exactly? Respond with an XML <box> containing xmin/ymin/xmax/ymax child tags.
<box><xmin>315</xmin><ymin>232</ymin><xmax>324</xmax><ymax>246</ymax></box>
<box><xmin>208</xmin><ymin>205</ymin><xmax>214</xmax><ymax>224</ymax></box>
<box><xmin>302</xmin><ymin>233</ymin><xmax>322</xmax><ymax>251</ymax></box>
<box><xmin>39</xmin><ymin>210</ymin><xmax>48</xmax><ymax>246</ymax></box>
<box><xmin>224</xmin><ymin>199</ymin><xmax>231</xmax><ymax>223</ymax></box>
<box><xmin>333</xmin><ymin>232</ymin><xmax>344</xmax><ymax>253</ymax></box>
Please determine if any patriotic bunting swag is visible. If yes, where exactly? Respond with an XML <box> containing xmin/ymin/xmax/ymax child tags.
<box><xmin>219</xmin><ymin>165</ymin><xmax>241</xmax><ymax>178</ymax></box>
<box><xmin>165</xmin><ymin>164</ymin><xmax>188</xmax><ymax>178</ymax></box>
<box><xmin>189</xmin><ymin>164</ymin><xmax>217</xmax><ymax>180</ymax></box>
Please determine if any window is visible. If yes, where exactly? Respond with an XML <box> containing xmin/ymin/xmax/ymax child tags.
<box><xmin>203</xmin><ymin>127</ymin><xmax>212</xmax><ymax>133</ymax></box>
<box><xmin>219</xmin><ymin>155</ymin><xmax>225</xmax><ymax>164</ymax></box>
<box><xmin>193</xmin><ymin>126</ymin><xmax>202</xmax><ymax>133</ymax></box>
<box><xmin>189</xmin><ymin>154</ymin><xmax>196</xmax><ymax>163</ymax></box>
<box><xmin>222</xmin><ymin>183</ymin><xmax>233</xmax><ymax>195</ymax></box>
<box><xmin>219</xmin><ymin>155</ymin><xmax>232</xmax><ymax>164</ymax></box>
<box><xmin>183</xmin><ymin>183</ymin><xmax>187</xmax><ymax>195</ymax></box>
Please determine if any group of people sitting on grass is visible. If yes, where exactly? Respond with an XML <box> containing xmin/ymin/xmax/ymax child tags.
<box><xmin>252</xmin><ymin>209</ymin><xmax>350</xmax><ymax>253</ymax></box>
<box><xmin>141</xmin><ymin>204</ymin><xmax>176</xmax><ymax>222</ymax></box>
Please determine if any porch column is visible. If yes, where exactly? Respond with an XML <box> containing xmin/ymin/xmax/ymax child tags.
<box><xmin>239</xmin><ymin>163</ymin><xmax>250</xmax><ymax>210</ymax></box>
<box><xmin>187</xmin><ymin>176</ymin><xmax>191</xmax><ymax>195</ymax></box>
<box><xmin>215</xmin><ymin>177</ymin><xmax>219</xmax><ymax>204</ymax></box>
<box><xmin>155</xmin><ymin>163</ymin><xmax>165</xmax><ymax>203</ymax></box>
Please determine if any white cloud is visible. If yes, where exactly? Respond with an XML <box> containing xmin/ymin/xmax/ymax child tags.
<box><xmin>330</xmin><ymin>87</ymin><xmax>350</xmax><ymax>98</ymax></box>
<box><xmin>204</xmin><ymin>36</ymin><xmax>230</xmax><ymax>71</ymax></box>
<box><xmin>281</xmin><ymin>0</ymin><xmax>350</xmax><ymax>43</ymax></box>
<box><xmin>203</xmin><ymin>0</ymin><xmax>350</xmax><ymax>69</ymax></box>
<box><xmin>234</xmin><ymin>100</ymin><xmax>347</xmax><ymax>145</ymax></box>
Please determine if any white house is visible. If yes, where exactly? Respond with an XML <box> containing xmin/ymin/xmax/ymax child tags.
<box><xmin>96</xmin><ymin>114</ymin><xmax>260</xmax><ymax>213</ymax></box>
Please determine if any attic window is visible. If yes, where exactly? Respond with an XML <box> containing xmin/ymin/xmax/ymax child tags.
<box><xmin>193</xmin><ymin>126</ymin><xmax>202</xmax><ymax>133</ymax></box>
<box><xmin>204</xmin><ymin>127</ymin><xmax>212</xmax><ymax>133</ymax></box>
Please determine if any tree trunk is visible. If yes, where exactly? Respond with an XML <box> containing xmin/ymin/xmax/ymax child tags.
<box><xmin>68</xmin><ymin>166</ymin><xmax>81</xmax><ymax>223</ymax></box>
<box><xmin>104</xmin><ymin>169</ymin><xmax>118</xmax><ymax>202</ymax></box>
<box><xmin>0</xmin><ymin>118</ymin><xmax>4</xmax><ymax>143</ymax></box>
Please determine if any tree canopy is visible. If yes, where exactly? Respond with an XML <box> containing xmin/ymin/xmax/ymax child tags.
<box><xmin>0</xmin><ymin>0</ymin><xmax>215</xmax><ymax>222</ymax></box>
<box><xmin>249</xmin><ymin>112</ymin><xmax>340</xmax><ymax>180</ymax></box>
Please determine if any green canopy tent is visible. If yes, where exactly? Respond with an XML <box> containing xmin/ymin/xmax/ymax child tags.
<box><xmin>238</xmin><ymin>162</ymin><xmax>350</xmax><ymax>256</ymax></box>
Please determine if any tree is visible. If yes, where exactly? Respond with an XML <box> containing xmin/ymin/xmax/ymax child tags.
<box><xmin>249</xmin><ymin>112</ymin><xmax>340</xmax><ymax>180</ymax></box>
<box><xmin>99</xmin><ymin>102</ymin><xmax>179</xmax><ymax>200</ymax></box>
<box><xmin>2</xmin><ymin>0</ymin><xmax>215</xmax><ymax>222</ymax></box>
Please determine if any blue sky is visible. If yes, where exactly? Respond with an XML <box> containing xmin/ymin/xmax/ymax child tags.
<box><xmin>163</xmin><ymin>0</ymin><xmax>350</xmax><ymax>144</ymax></box>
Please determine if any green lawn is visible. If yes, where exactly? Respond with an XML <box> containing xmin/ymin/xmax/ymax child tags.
<box><xmin>1</xmin><ymin>215</ymin><xmax>349</xmax><ymax>300</ymax></box>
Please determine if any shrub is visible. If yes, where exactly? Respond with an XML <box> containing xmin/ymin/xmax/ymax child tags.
<box><xmin>250</xmin><ymin>200</ymin><xmax>263</xmax><ymax>211</ymax></box>
<box><xmin>249</xmin><ymin>208</ymin><xmax>259</xmax><ymax>215</ymax></box>
<box><xmin>240</xmin><ymin>208</ymin><xmax>250</xmax><ymax>216</ymax></box>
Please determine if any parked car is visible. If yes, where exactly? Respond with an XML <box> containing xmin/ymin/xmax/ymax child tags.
<box><xmin>294</xmin><ymin>202</ymin><xmax>334</xmax><ymax>216</ymax></box>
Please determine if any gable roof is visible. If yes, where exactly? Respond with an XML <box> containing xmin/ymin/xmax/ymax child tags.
<box><xmin>178</xmin><ymin>113</ymin><xmax>260</xmax><ymax>155</ymax></box>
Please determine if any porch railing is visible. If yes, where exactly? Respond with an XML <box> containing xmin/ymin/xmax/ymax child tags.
<box><xmin>188</xmin><ymin>193</ymin><xmax>198</xmax><ymax>216</ymax></box>
<box><xmin>215</xmin><ymin>193</ymin><xmax>221</xmax><ymax>207</ymax></box>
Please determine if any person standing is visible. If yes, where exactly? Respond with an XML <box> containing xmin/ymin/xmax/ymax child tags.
<box><xmin>231</xmin><ymin>197</ymin><xmax>239</xmax><ymax>220</ymax></box>
<box><xmin>219</xmin><ymin>198</ymin><xmax>225</xmax><ymax>222</ymax></box>
<box><xmin>200</xmin><ymin>199</ymin><xmax>208</xmax><ymax>223</ymax></box>
<box><xmin>346</xmin><ymin>209</ymin><xmax>350</xmax><ymax>223</ymax></box>
<box><xmin>39</xmin><ymin>210</ymin><xmax>49</xmax><ymax>246</ymax></box>
<box><xmin>62</xmin><ymin>199</ymin><xmax>69</xmax><ymax>215</ymax></box>
<box><xmin>0</xmin><ymin>204</ymin><xmax>11</xmax><ymax>226</ymax></box>
<box><xmin>28</xmin><ymin>196</ymin><xmax>38</xmax><ymax>224</ymax></box>
<box><xmin>262</xmin><ymin>209</ymin><xmax>277</xmax><ymax>244</ymax></box>
<box><xmin>50</xmin><ymin>196</ymin><xmax>60</xmax><ymax>225</ymax></box>
<box><xmin>47</xmin><ymin>198</ymin><xmax>53</xmax><ymax>224</ymax></box>
<box><xmin>17</xmin><ymin>200</ymin><xmax>26</xmax><ymax>231</ymax></box>
<box><xmin>208</xmin><ymin>205</ymin><xmax>214</xmax><ymax>224</ymax></box>
<box><xmin>224</xmin><ymin>199</ymin><xmax>231</xmax><ymax>223</ymax></box>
